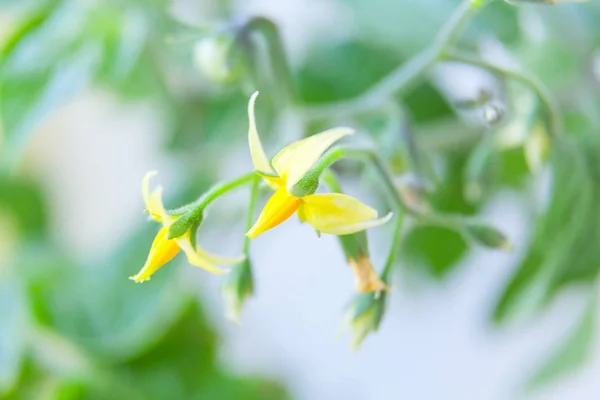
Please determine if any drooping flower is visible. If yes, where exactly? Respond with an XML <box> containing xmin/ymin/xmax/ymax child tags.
<box><xmin>338</xmin><ymin>231</ymin><xmax>388</xmax><ymax>295</ymax></box>
<box><xmin>130</xmin><ymin>171</ymin><xmax>244</xmax><ymax>282</ymax></box>
<box><xmin>246</xmin><ymin>92</ymin><xmax>392</xmax><ymax>238</ymax></box>
<box><xmin>348</xmin><ymin>255</ymin><xmax>388</xmax><ymax>294</ymax></box>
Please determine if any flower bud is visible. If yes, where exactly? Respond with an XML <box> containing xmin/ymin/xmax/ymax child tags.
<box><xmin>481</xmin><ymin>102</ymin><xmax>505</xmax><ymax>127</ymax></box>
<box><xmin>338</xmin><ymin>232</ymin><xmax>388</xmax><ymax>294</ymax></box>
<box><xmin>464</xmin><ymin>221</ymin><xmax>513</xmax><ymax>251</ymax></box>
<box><xmin>193</xmin><ymin>33</ymin><xmax>243</xmax><ymax>84</ymax></box>
<box><xmin>222</xmin><ymin>259</ymin><xmax>254</xmax><ymax>323</ymax></box>
<box><xmin>345</xmin><ymin>292</ymin><xmax>387</xmax><ymax>350</ymax></box>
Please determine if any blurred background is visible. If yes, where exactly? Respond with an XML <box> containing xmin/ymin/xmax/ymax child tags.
<box><xmin>2</xmin><ymin>0</ymin><xmax>600</xmax><ymax>399</ymax></box>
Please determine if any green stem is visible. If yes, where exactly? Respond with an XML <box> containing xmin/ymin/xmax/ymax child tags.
<box><xmin>243</xmin><ymin>176</ymin><xmax>260</xmax><ymax>253</ymax></box>
<box><xmin>194</xmin><ymin>172</ymin><xmax>255</xmax><ymax>209</ymax></box>
<box><xmin>169</xmin><ymin>172</ymin><xmax>255</xmax><ymax>215</ymax></box>
<box><xmin>381</xmin><ymin>211</ymin><xmax>406</xmax><ymax>282</ymax></box>
<box><xmin>240</xmin><ymin>17</ymin><xmax>296</xmax><ymax>105</ymax></box>
<box><xmin>298</xmin><ymin>0</ymin><xmax>488</xmax><ymax>120</ymax></box>
<box><xmin>321</xmin><ymin>169</ymin><xmax>344</xmax><ymax>193</ymax></box>
<box><xmin>0</xmin><ymin>0</ymin><xmax>60</xmax><ymax>64</ymax></box>
<box><xmin>443</xmin><ymin>51</ymin><xmax>563</xmax><ymax>138</ymax></box>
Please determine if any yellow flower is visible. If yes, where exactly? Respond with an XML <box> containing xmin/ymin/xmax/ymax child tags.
<box><xmin>130</xmin><ymin>171</ymin><xmax>245</xmax><ymax>283</ymax></box>
<box><xmin>246</xmin><ymin>92</ymin><xmax>392</xmax><ymax>238</ymax></box>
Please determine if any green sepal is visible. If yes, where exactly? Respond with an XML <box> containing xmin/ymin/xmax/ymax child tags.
<box><xmin>188</xmin><ymin>220</ymin><xmax>201</xmax><ymax>250</ymax></box>
<box><xmin>254</xmin><ymin>170</ymin><xmax>278</xmax><ymax>179</ymax></box>
<box><xmin>167</xmin><ymin>209</ymin><xmax>203</xmax><ymax>239</ymax></box>
<box><xmin>347</xmin><ymin>292</ymin><xmax>388</xmax><ymax>349</ymax></box>
<box><xmin>464</xmin><ymin>221</ymin><xmax>512</xmax><ymax>251</ymax></box>
<box><xmin>350</xmin><ymin>292</ymin><xmax>377</xmax><ymax>320</ymax></box>
<box><xmin>289</xmin><ymin>169</ymin><xmax>320</xmax><ymax>197</ymax></box>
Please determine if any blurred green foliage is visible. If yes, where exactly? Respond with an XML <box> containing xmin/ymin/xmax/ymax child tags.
<box><xmin>2</xmin><ymin>0</ymin><xmax>600</xmax><ymax>397</ymax></box>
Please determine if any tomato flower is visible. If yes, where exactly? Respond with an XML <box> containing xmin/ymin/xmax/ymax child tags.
<box><xmin>246</xmin><ymin>92</ymin><xmax>391</xmax><ymax>238</ymax></box>
<box><xmin>130</xmin><ymin>172</ymin><xmax>244</xmax><ymax>282</ymax></box>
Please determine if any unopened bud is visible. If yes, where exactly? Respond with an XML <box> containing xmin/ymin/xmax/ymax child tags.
<box><xmin>193</xmin><ymin>33</ymin><xmax>243</xmax><ymax>84</ymax></box>
<box><xmin>481</xmin><ymin>102</ymin><xmax>505</xmax><ymax>127</ymax></box>
<box><xmin>222</xmin><ymin>259</ymin><xmax>254</xmax><ymax>323</ymax></box>
<box><xmin>464</xmin><ymin>221</ymin><xmax>513</xmax><ymax>251</ymax></box>
<box><xmin>345</xmin><ymin>292</ymin><xmax>387</xmax><ymax>350</ymax></box>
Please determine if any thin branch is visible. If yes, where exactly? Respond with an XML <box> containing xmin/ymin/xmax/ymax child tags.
<box><xmin>442</xmin><ymin>51</ymin><xmax>563</xmax><ymax>138</ymax></box>
<box><xmin>297</xmin><ymin>0</ymin><xmax>489</xmax><ymax>120</ymax></box>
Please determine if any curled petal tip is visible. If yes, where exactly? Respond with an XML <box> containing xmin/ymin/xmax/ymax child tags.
<box><xmin>129</xmin><ymin>275</ymin><xmax>149</xmax><ymax>283</ymax></box>
<box><xmin>337</xmin><ymin>127</ymin><xmax>355</xmax><ymax>135</ymax></box>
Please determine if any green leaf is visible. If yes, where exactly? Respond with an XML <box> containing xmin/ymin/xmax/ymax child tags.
<box><xmin>0</xmin><ymin>175</ymin><xmax>47</xmax><ymax>237</ymax></box>
<box><xmin>403</xmin><ymin>226</ymin><xmax>468</xmax><ymax>278</ymax></box>
<box><xmin>1</xmin><ymin>45</ymin><xmax>100</xmax><ymax>168</ymax></box>
<box><xmin>527</xmin><ymin>293</ymin><xmax>596</xmax><ymax>389</ymax></box>
<box><xmin>493</xmin><ymin>139</ymin><xmax>600</xmax><ymax>323</ymax></box>
<box><xmin>0</xmin><ymin>274</ymin><xmax>28</xmax><ymax>396</ymax></box>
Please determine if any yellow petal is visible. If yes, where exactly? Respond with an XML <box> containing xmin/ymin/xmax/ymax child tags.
<box><xmin>272</xmin><ymin>127</ymin><xmax>354</xmax><ymax>189</ymax></box>
<box><xmin>300</xmin><ymin>193</ymin><xmax>392</xmax><ymax>235</ymax></box>
<box><xmin>176</xmin><ymin>233</ymin><xmax>235</xmax><ymax>274</ymax></box>
<box><xmin>246</xmin><ymin>186</ymin><xmax>302</xmax><ymax>238</ymax></box>
<box><xmin>248</xmin><ymin>91</ymin><xmax>275</xmax><ymax>174</ymax></box>
<box><xmin>142</xmin><ymin>171</ymin><xmax>167</xmax><ymax>221</ymax></box>
<box><xmin>130</xmin><ymin>227</ymin><xmax>181</xmax><ymax>282</ymax></box>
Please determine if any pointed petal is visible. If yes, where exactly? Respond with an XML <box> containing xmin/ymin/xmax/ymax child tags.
<box><xmin>301</xmin><ymin>193</ymin><xmax>392</xmax><ymax>235</ymax></box>
<box><xmin>130</xmin><ymin>227</ymin><xmax>181</xmax><ymax>282</ymax></box>
<box><xmin>272</xmin><ymin>127</ymin><xmax>354</xmax><ymax>189</ymax></box>
<box><xmin>246</xmin><ymin>187</ymin><xmax>301</xmax><ymax>238</ymax></box>
<box><xmin>176</xmin><ymin>233</ymin><xmax>231</xmax><ymax>275</ymax></box>
<box><xmin>248</xmin><ymin>92</ymin><xmax>275</xmax><ymax>174</ymax></box>
<box><xmin>329</xmin><ymin>212</ymin><xmax>392</xmax><ymax>235</ymax></box>
<box><xmin>142</xmin><ymin>171</ymin><xmax>167</xmax><ymax>221</ymax></box>
<box><xmin>254</xmin><ymin>170</ymin><xmax>283</xmax><ymax>190</ymax></box>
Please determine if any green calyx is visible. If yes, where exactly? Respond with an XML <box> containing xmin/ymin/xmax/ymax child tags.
<box><xmin>289</xmin><ymin>170</ymin><xmax>320</xmax><ymax>197</ymax></box>
<box><xmin>348</xmin><ymin>292</ymin><xmax>387</xmax><ymax>349</ymax></box>
<box><xmin>167</xmin><ymin>209</ymin><xmax>203</xmax><ymax>240</ymax></box>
